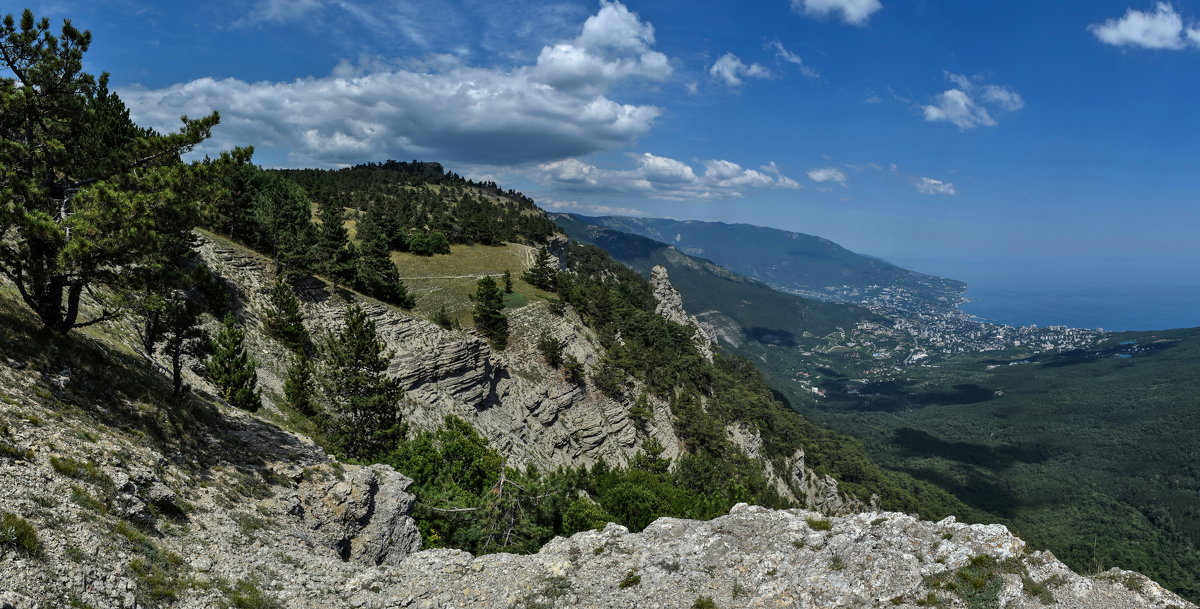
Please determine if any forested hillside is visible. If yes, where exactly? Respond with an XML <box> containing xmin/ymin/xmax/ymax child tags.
<box><xmin>804</xmin><ymin>329</ymin><xmax>1200</xmax><ymax>599</ymax></box>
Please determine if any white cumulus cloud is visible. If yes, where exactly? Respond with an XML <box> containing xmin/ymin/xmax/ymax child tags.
<box><xmin>536</xmin><ymin>153</ymin><xmax>801</xmax><ymax>200</ymax></box>
<box><xmin>923</xmin><ymin>72</ymin><xmax>1022</xmax><ymax>130</ymax></box>
<box><xmin>807</xmin><ymin>167</ymin><xmax>848</xmax><ymax>186</ymax></box>
<box><xmin>913</xmin><ymin>177</ymin><xmax>956</xmax><ymax>195</ymax></box>
<box><xmin>792</xmin><ymin>0</ymin><xmax>882</xmax><ymax>25</ymax></box>
<box><xmin>120</xmin><ymin>1</ymin><xmax>669</xmax><ymax>167</ymax></box>
<box><xmin>709</xmin><ymin>53</ymin><xmax>771</xmax><ymax>87</ymax></box>
<box><xmin>532</xmin><ymin>0</ymin><xmax>672</xmax><ymax>95</ymax></box>
<box><xmin>1090</xmin><ymin>2</ymin><xmax>1200</xmax><ymax>50</ymax></box>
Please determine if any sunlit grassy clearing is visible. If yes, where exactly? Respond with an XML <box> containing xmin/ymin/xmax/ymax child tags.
<box><xmin>392</xmin><ymin>243</ymin><xmax>555</xmax><ymax>325</ymax></box>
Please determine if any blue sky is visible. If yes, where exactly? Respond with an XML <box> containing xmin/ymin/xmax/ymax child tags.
<box><xmin>21</xmin><ymin>0</ymin><xmax>1200</xmax><ymax>292</ymax></box>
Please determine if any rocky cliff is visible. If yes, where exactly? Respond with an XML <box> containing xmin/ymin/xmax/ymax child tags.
<box><xmin>195</xmin><ymin>232</ymin><xmax>683</xmax><ymax>469</ymax></box>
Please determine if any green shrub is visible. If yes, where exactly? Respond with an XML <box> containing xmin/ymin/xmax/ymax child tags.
<box><xmin>224</xmin><ymin>579</ymin><xmax>284</xmax><ymax>609</ymax></box>
<box><xmin>0</xmin><ymin>511</ymin><xmax>40</xmax><ymax>556</ymax></box>
<box><xmin>806</xmin><ymin>518</ymin><xmax>832</xmax><ymax>531</ymax></box>
<box><xmin>129</xmin><ymin>549</ymin><xmax>189</xmax><ymax>605</ymax></box>
<box><xmin>0</xmin><ymin>440</ymin><xmax>33</xmax><ymax>461</ymax></box>
<box><xmin>50</xmin><ymin>456</ymin><xmax>112</xmax><ymax>488</ymax></box>
<box><xmin>618</xmin><ymin>570</ymin><xmax>641</xmax><ymax>589</ymax></box>
<box><xmin>692</xmin><ymin>597</ymin><xmax>719</xmax><ymax>609</ymax></box>
<box><xmin>69</xmin><ymin>486</ymin><xmax>107</xmax><ymax>514</ymax></box>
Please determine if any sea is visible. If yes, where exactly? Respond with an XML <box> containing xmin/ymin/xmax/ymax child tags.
<box><xmin>889</xmin><ymin>257</ymin><xmax>1200</xmax><ymax>332</ymax></box>
<box><xmin>958</xmin><ymin>285</ymin><xmax>1200</xmax><ymax>332</ymax></box>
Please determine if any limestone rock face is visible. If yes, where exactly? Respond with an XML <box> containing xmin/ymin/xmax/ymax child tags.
<box><xmin>0</xmin><ymin>349</ymin><xmax>424</xmax><ymax>609</ymax></box>
<box><xmin>648</xmin><ymin>265</ymin><xmax>715</xmax><ymax>362</ymax></box>
<box><xmin>725</xmin><ymin>423</ymin><xmax>875</xmax><ymax>515</ymax></box>
<box><xmin>195</xmin><ymin>233</ymin><xmax>681</xmax><ymax>470</ymax></box>
<box><xmin>353</xmin><ymin>505</ymin><xmax>1196</xmax><ymax>609</ymax></box>
<box><xmin>293</xmin><ymin>463</ymin><xmax>421</xmax><ymax>565</ymax></box>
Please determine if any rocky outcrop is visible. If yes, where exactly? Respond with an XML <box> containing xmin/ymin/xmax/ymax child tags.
<box><xmin>726</xmin><ymin>423</ymin><xmax>875</xmax><ymax>515</ymax></box>
<box><xmin>195</xmin><ymin>232</ymin><xmax>681</xmax><ymax>470</ymax></box>
<box><xmin>0</xmin><ymin>348</ymin><xmax>423</xmax><ymax>609</ymax></box>
<box><xmin>785</xmin><ymin>447</ymin><xmax>876</xmax><ymax>515</ymax></box>
<box><xmin>649</xmin><ymin>265</ymin><xmax>715</xmax><ymax>361</ymax></box>
<box><xmin>292</xmin><ymin>463</ymin><xmax>421</xmax><ymax>565</ymax></box>
<box><xmin>336</xmin><ymin>505</ymin><xmax>1195</xmax><ymax>609</ymax></box>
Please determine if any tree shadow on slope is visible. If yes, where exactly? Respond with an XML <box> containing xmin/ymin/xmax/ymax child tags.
<box><xmin>911</xmin><ymin>383</ymin><xmax>995</xmax><ymax>406</ymax></box>
<box><xmin>893</xmin><ymin>428</ymin><xmax>1050</xmax><ymax>469</ymax></box>
<box><xmin>901</xmin><ymin>463</ymin><xmax>1022</xmax><ymax>518</ymax></box>
<box><xmin>745</xmin><ymin>327</ymin><xmax>798</xmax><ymax>347</ymax></box>
<box><xmin>0</xmin><ymin>295</ymin><xmax>325</xmax><ymax>492</ymax></box>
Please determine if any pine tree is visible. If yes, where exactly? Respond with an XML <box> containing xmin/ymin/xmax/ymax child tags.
<box><xmin>0</xmin><ymin>10</ymin><xmax>225</xmax><ymax>333</ymax></box>
<box><xmin>250</xmin><ymin>172</ymin><xmax>316</xmax><ymax>276</ymax></box>
<box><xmin>315</xmin><ymin>198</ymin><xmax>354</xmax><ymax>284</ymax></box>
<box><xmin>432</xmin><ymin>307</ymin><xmax>460</xmax><ymax>331</ymax></box>
<box><xmin>353</xmin><ymin>221</ymin><xmax>415</xmax><ymax>308</ymax></box>
<box><xmin>283</xmin><ymin>354</ymin><xmax>315</xmax><ymax>417</ymax></box>
<box><xmin>162</xmin><ymin>297</ymin><xmax>209</xmax><ymax>401</ymax></box>
<box><xmin>503</xmin><ymin>269</ymin><xmax>513</xmax><ymax>294</ymax></box>
<box><xmin>522</xmin><ymin>247</ymin><xmax>557</xmax><ymax>292</ymax></box>
<box><xmin>319</xmin><ymin>304</ymin><xmax>404</xmax><ymax>459</ymax></box>
<box><xmin>207</xmin><ymin>313</ymin><xmax>261</xmax><ymax>412</ymax></box>
<box><xmin>472</xmin><ymin>276</ymin><xmax>508</xmax><ymax>349</ymax></box>
<box><xmin>263</xmin><ymin>279</ymin><xmax>308</xmax><ymax>352</ymax></box>
<box><xmin>536</xmin><ymin>331</ymin><xmax>563</xmax><ymax>368</ymax></box>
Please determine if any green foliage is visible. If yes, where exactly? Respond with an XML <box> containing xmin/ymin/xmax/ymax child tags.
<box><xmin>692</xmin><ymin>597</ymin><xmax>719</xmax><ymax>609</ymax></box>
<box><xmin>353</xmin><ymin>214</ymin><xmax>415</xmax><ymax>308</ymax></box>
<box><xmin>472</xmin><ymin>276</ymin><xmax>508</xmax><ymax>349</ymax></box>
<box><xmin>618</xmin><ymin>570</ymin><xmax>641</xmax><ymax>588</ymax></box>
<box><xmin>0</xmin><ymin>9</ymin><xmax>224</xmax><ymax>333</ymax></box>
<box><xmin>924</xmin><ymin>555</ymin><xmax>1024</xmax><ymax>609</ymax></box>
<box><xmin>207</xmin><ymin>314</ymin><xmax>261</xmax><ymax>412</ymax></box>
<box><xmin>806</xmin><ymin>518</ymin><xmax>832</xmax><ymax>531</ymax></box>
<box><xmin>522</xmin><ymin>247</ymin><xmax>558</xmax><ymax>291</ymax></box>
<box><xmin>627</xmin><ymin>393</ymin><xmax>651</xmax><ymax>430</ymax></box>
<box><xmin>536</xmin><ymin>331</ymin><xmax>563</xmax><ymax>369</ymax></box>
<box><xmin>282</xmin><ymin>354</ymin><xmax>315</xmax><ymax>417</ymax></box>
<box><xmin>275</xmin><ymin>160</ymin><xmax>556</xmax><ymax>250</ymax></box>
<box><xmin>313</xmin><ymin>198</ymin><xmax>354</xmax><ymax>283</ymax></box>
<box><xmin>431</xmin><ymin>307</ymin><xmax>461</xmax><ymax>331</ymax></box>
<box><xmin>128</xmin><ymin>550</ymin><xmax>189</xmax><ymax>607</ymax></box>
<box><xmin>223</xmin><ymin>580</ymin><xmax>283</xmax><ymax>609</ymax></box>
<box><xmin>249</xmin><ymin>171</ymin><xmax>317</xmax><ymax>276</ymax></box>
<box><xmin>384</xmin><ymin>415</ymin><xmax>516</xmax><ymax>551</ymax></box>
<box><xmin>51</xmin><ymin>456</ymin><xmax>112</xmax><ymax>488</ymax></box>
<box><xmin>319</xmin><ymin>304</ymin><xmax>404</xmax><ymax>460</ymax></box>
<box><xmin>590</xmin><ymin>358</ymin><xmax>626</xmax><ymax>399</ymax></box>
<box><xmin>0</xmin><ymin>426</ymin><xmax>33</xmax><ymax>461</ymax></box>
<box><xmin>503</xmin><ymin>269</ymin><xmax>513</xmax><ymax>293</ymax></box>
<box><xmin>0</xmin><ymin>511</ymin><xmax>40</xmax><ymax>556</ymax></box>
<box><xmin>263</xmin><ymin>280</ymin><xmax>308</xmax><ymax>352</ymax></box>
<box><xmin>561</xmin><ymin>496</ymin><xmax>613</xmax><ymax>535</ymax></box>
<box><xmin>562</xmin><ymin>354</ymin><xmax>585</xmax><ymax>385</ymax></box>
<box><xmin>127</xmin><ymin>258</ymin><xmax>223</xmax><ymax>399</ymax></box>
<box><xmin>405</xmin><ymin>229</ymin><xmax>451</xmax><ymax>256</ymax></box>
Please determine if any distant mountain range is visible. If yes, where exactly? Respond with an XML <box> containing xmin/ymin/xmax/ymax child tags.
<box><xmin>552</xmin><ymin>213</ymin><xmax>879</xmax><ymax>343</ymax></box>
<box><xmin>565</xmin><ymin>214</ymin><xmax>965</xmax><ymax>308</ymax></box>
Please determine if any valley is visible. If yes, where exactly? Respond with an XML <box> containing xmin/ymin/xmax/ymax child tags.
<box><xmin>558</xmin><ymin>213</ymin><xmax>1200</xmax><ymax>600</ymax></box>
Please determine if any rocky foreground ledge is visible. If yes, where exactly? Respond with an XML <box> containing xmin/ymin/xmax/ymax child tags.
<box><xmin>350</xmin><ymin>504</ymin><xmax>1192</xmax><ymax>609</ymax></box>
